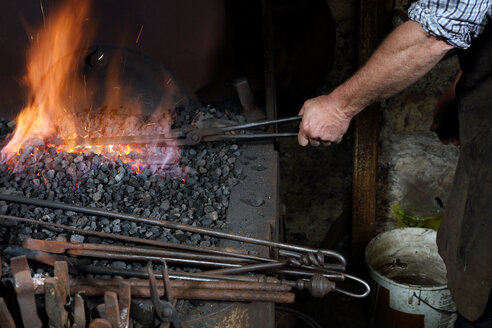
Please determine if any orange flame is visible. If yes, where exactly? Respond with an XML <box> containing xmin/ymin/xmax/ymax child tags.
<box><xmin>2</xmin><ymin>0</ymin><xmax>94</xmax><ymax>156</ymax></box>
<box><xmin>1</xmin><ymin>0</ymin><xmax>183</xmax><ymax>175</ymax></box>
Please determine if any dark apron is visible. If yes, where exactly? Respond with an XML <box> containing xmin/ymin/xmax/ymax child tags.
<box><xmin>437</xmin><ymin>22</ymin><xmax>492</xmax><ymax>321</ymax></box>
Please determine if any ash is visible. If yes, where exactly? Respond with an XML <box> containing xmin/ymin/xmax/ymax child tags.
<box><xmin>0</xmin><ymin>105</ymin><xmax>246</xmax><ymax>266</ymax></box>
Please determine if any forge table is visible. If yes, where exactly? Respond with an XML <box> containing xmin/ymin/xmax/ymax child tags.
<box><xmin>179</xmin><ymin>143</ymin><xmax>279</xmax><ymax>327</ymax></box>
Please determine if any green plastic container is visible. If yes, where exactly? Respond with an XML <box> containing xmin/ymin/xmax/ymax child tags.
<box><xmin>391</xmin><ymin>204</ymin><xmax>442</xmax><ymax>231</ymax></box>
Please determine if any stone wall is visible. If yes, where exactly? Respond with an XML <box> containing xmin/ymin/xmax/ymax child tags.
<box><xmin>377</xmin><ymin>53</ymin><xmax>461</xmax><ymax>232</ymax></box>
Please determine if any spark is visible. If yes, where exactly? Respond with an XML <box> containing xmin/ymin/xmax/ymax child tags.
<box><xmin>40</xmin><ymin>0</ymin><xmax>46</xmax><ymax>27</ymax></box>
<box><xmin>136</xmin><ymin>25</ymin><xmax>144</xmax><ymax>44</ymax></box>
<box><xmin>175</xmin><ymin>97</ymin><xmax>187</xmax><ymax>106</ymax></box>
<box><xmin>166</xmin><ymin>78</ymin><xmax>172</xmax><ymax>85</ymax></box>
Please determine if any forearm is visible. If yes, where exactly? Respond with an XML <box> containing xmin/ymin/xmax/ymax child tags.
<box><xmin>332</xmin><ymin>20</ymin><xmax>454</xmax><ymax>118</ymax></box>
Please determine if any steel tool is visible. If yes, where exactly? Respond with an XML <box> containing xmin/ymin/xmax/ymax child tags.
<box><xmin>30</xmin><ymin>277</ymin><xmax>296</xmax><ymax>303</ymax></box>
<box><xmin>22</xmin><ymin>238</ymin><xmax>258</xmax><ymax>265</ymax></box>
<box><xmin>10</xmin><ymin>256</ymin><xmax>43</xmax><ymax>328</ymax></box>
<box><xmin>0</xmin><ymin>194</ymin><xmax>347</xmax><ymax>268</ymax></box>
<box><xmin>55</xmin><ymin>116</ymin><xmax>302</xmax><ymax>146</ymax></box>
<box><xmin>0</xmin><ymin>297</ymin><xmax>16</xmax><ymax>328</ymax></box>
<box><xmin>147</xmin><ymin>262</ymin><xmax>181</xmax><ymax>328</ymax></box>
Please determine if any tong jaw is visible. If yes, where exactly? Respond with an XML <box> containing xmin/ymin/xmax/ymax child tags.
<box><xmin>147</xmin><ymin>261</ymin><xmax>181</xmax><ymax>328</ymax></box>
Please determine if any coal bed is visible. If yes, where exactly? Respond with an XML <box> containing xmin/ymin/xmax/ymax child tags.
<box><xmin>0</xmin><ymin>105</ymin><xmax>279</xmax><ymax>327</ymax></box>
<box><xmin>0</xmin><ymin>106</ymin><xmax>245</xmax><ymax>247</ymax></box>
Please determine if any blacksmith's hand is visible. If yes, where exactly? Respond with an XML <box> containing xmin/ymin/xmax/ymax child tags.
<box><xmin>298</xmin><ymin>94</ymin><xmax>352</xmax><ymax>147</ymax></box>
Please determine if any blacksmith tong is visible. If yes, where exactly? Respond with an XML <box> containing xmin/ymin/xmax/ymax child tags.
<box><xmin>164</xmin><ymin>115</ymin><xmax>302</xmax><ymax>146</ymax></box>
<box><xmin>148</xmin><ymin>261</ymin><xmax>182</xmax><ymax>328</ymax></box>
<box><xmin>58</xmin><ymin>116</ymin><xmax>302</xmax><ymax>147</ymax></box>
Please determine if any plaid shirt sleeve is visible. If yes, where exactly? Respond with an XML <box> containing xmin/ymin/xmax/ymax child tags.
<box><xmin>408</xmin><ymin>0</ymin><xmax>492</xmax><ymax>49</ymax></box>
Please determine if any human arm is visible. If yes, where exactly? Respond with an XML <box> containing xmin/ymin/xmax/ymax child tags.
<box><xmin>298</xmin><ymin>20</ymin><xmax>454</xmax><ymax>146</ymax></box>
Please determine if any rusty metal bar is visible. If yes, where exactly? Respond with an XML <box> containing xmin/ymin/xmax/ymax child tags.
<box><xmin>16</xmin><ymin>239</ymin><xmax>347</xmax><ymax>284</ymax></box>
<box><xmin>22</xmin><ymin>238</ymin><xmax>256</xmax><ymax>264</ymax></box>
<box><xmin>33</xmin><ymin>277</ymin><xmax>291</xmax><ymax>292</ymax></box>
<box><xmin>31</xmin><ymin>278</ymin><xmax>295</xmax><ymax>303</ymax></box>
<box><xmin>9</xmin><ymin>250</ymin><xmax>277</xmax><ymax>283</ymax></box>
<box><xmin>0</xmin><ymin>297</ymin><xmax>16</xmax><ymax>328</ymax></box>
<box><xmin>54</xmin><ymin>261</ymin><xmax>70</xmax><ymax>296</ymax></box>
<box><xmin>72</xmin><ymin>294</ymin><xmax>86</xmax><ymax>328</ymax></box>
<box><xmin>167</xmin><ymin>279</ymin><xmax>291</xmax><ymax>292</ymax></box>
<box><xmin>0</xmin><ymin>194</ymin><xmax>347</xmax><ymax>266</ymax></box>
<box><xmin>22</xmin><ymin>237</ymin><xmax>340</xmax><ymax>278</ymax></box>
<box><xmin>176</xmin><ymin>288</ymin><xmax>294</xmax><ymax>303</ymax></box>
<box><xmin>10</xmin><ymin>256</ymin><xmax>43</xmax><ymax>328</ymax></box>
<box><xmin>45</xmin><ymin>277</ymin><xmax>68</xmax><ymax>328</ymax></box>
<box><xmin>104</xmin><ymin>291</ymin><xmax>121</xmax><ymax>328</ymax></box>
<box><xmin>4</xmin><ymin>246</ymin><xmax>72</xmax><ymax>270</ymax></box>
<box><xmin>75</xmin><ymin>278</ymin><xmax>291</xmax><ymax>292</ymax></box>
<box><xmin>118</xmin><ymin>283</ymin><xmax>131</xmax><ymax>328</ymax></box>
<box><xmin>0</xmin><ymin>215</ymin><xmax>265</xmax><ymax>262</ymax></box>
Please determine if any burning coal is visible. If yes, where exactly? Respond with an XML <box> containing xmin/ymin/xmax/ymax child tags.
<box><xmin>1</xmin><ymin>0</ymin><xmax>184</xmax><ymax>174</ymax></box>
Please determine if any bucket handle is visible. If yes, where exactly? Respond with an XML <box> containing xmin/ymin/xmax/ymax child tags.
<box><xmin>412</xmin><ymin>292</ymin><xmax>456</xmax><ymax>315</ymax></box>
<box><xmin>334</xmin><ymin>273</ymin><xmax>371</xmax><ymax>298</ymax></box>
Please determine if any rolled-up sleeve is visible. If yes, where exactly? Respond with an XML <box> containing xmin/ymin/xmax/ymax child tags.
<box><xmin>408</xmin><ymin>0</ymin><xmax>492</xmax><ymax>49</ymax></box>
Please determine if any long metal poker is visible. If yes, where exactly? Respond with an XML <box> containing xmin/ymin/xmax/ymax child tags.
<box><xmin>51</xmin><ymin>116</ymin><xmax>302</xmax><ymax>146</ymax></box>
<box><xmin>0</xmin><ymin>214</ymin><xmax>268</xmax><ymax>262</ymax></box>
<box><xmin>0</xmin><ymin>194</ymin><xmax>347</xmax><ymax>267</ymax></box>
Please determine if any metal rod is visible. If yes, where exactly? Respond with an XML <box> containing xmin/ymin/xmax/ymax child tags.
<box><xmin>22</xmin><ymin>238</ymin><xmax>256</xmax><ymax>264</ymax></box>
<box><xmin>10</xmin><ymin>256</ymin><xmax>43</xmax><ymax>328</ymax></box>
<box><xmin>66</xmin><ymin>278</ymin><xmax>291</xmax><ymax>292</ymax></box>
<box><xmin>71</xmin><ymin>263</ymin><xmax>280</xmax><ymax>283</ymax></box>
<box><xmin>4</xmin><ymin>246</ymin><xmax>72</xmax><ymax>269</ymax></box>
<box><xmin>204</xmin><ymin>262</ymin><xmax>286</xmax><ymax>275</ymax></box>
<box><xmin>66</xmin><ymin>249</ymin><xmax>242</xmax><ymax>268</ymax></box>
<box><xmin>0</xmin><ymin>298</ymin><xmax>16</xmax><ymax>328</ymax></box>
<box><xmin>31</xmin><ymin>278</ymin><xmax>295</xmax><ymax>303</ymax></box>
<box><xmin>56</xmin><ymin>117</ymin><xmax>302</xmax><ymax>146</ymax></box>
<box><xmin>204</xmin><ymin>132</ymin><xmax>298</xmax><ymax>141</ymax></box>
<box><xmin>0</xmin><ymin>194</ymin><xmax>347</xmax><ymax>266</ymax></box>
<box><xmin>0</xmin><ymin>214</ymin><xmax>268</xmax><ymax>262</ymax></box>
<box><xmin>15</xmin><ymin>250</ymin><xmax>344</xmax><ymax>286</ymax></box>
<box><xmin>215</xmin><ymin>116</ymin><xmax>301</xmax><ymax>133</ymax></box>
<box><xmin>58</xmin><ymin>134</ymin><xmax>180</xmax><ymax>147</ymax></box>
<box><xmin>66</xmin><ymin>249</ymin><xmax>342</xmax><ymax>279</ymax></box>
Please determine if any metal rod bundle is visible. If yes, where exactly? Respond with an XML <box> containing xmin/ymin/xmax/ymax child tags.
<box><xmin>0</xmin><ymin>194</ymin><xmax>371</xmax><ymax>298</ymax></box>
<box><xmin>0</xmin><ymin>194</ymin><xmax>347</xmax><ymax>266</ymax></box>
<box><xmin>31</xmin><ymin>277</ymin><xmax>296</xmax><ymax>303</ymax></box>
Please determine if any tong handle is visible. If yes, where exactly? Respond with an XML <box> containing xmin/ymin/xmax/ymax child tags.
<box><xmin>334</xmin><ymin>273</ymin><xmax>371</xmax><ymax>298</ymax></box>
<box><xmin>217</xmin><ymin>116</ymin><xmax>302</xmax><ymax>133</ymax></box>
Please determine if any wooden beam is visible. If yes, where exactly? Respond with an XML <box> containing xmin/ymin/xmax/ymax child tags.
<box><xmin>351</xmin><ymin>0</ymin><xmax>387</xmax><ymax>268</ymax></box>
<box><xmin>262</xmin><ymin>0</ymin><xmax>277</xmax><ymax>122</ymax></box>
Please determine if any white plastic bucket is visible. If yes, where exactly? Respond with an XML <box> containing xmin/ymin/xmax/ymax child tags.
<box><xmin>365</xmin><ymin>228</ymin><xmax>456</xmax><ymax>328</ymax></box>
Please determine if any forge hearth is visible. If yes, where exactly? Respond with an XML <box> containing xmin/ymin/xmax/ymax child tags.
<box><xmin>0</xmin><ymin>0</ymin><xmax>287</xmax><ymax>325</ymax></box>
<box><xmin>0</xmin><ymin>102</ymin><xmax>280</xmax><ymax>326</ymax></box>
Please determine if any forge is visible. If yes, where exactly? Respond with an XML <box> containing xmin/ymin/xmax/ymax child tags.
<box><xmin>0</xmin><ymin>1</ymin><xmax>369</xmax><ymax>327</ymax></box>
